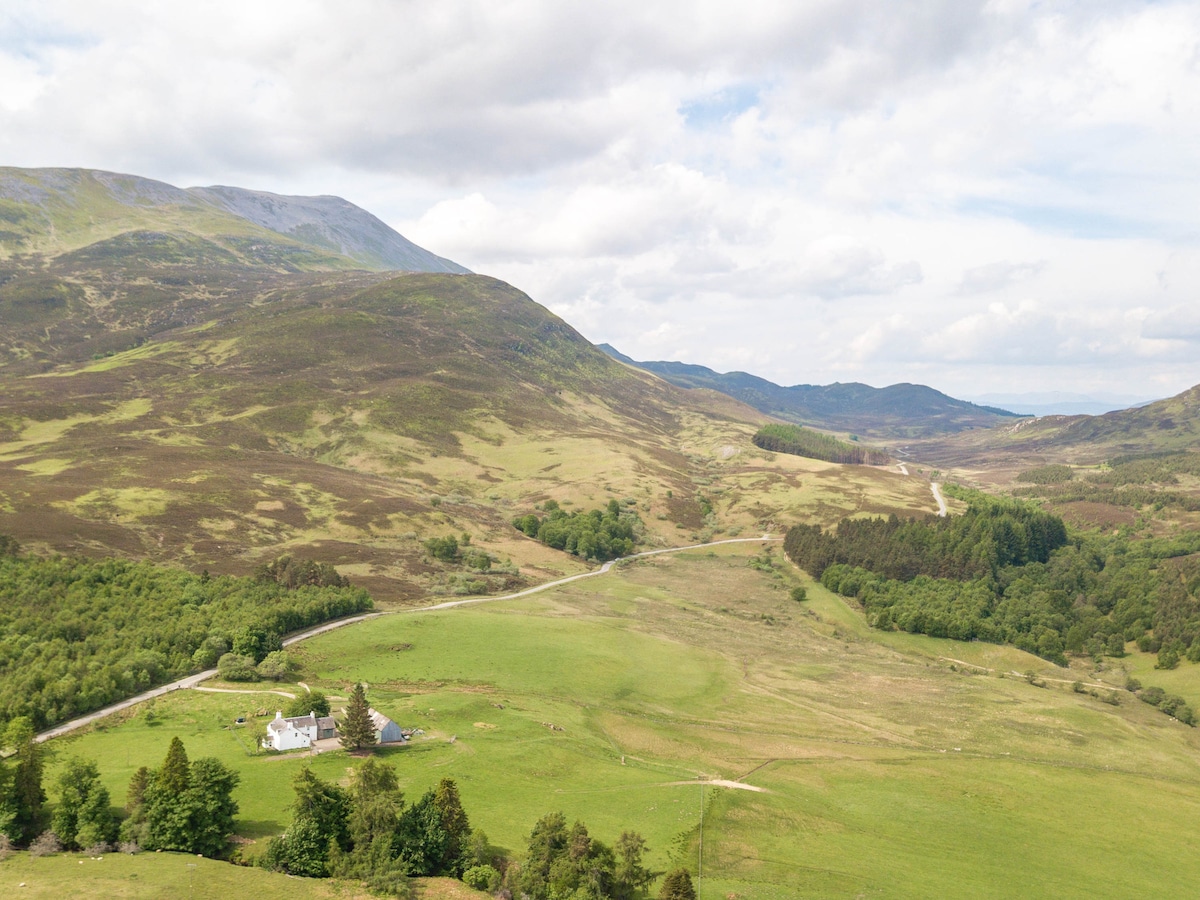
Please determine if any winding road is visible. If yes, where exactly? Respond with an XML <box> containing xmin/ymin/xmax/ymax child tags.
<box><xmin>931</xmin><ymin>481</ymin><xmax>948</xmax><ymax>516</ymax></box>
<box><xmin>896</xmin><ymin>462</ymin><xmax>947</xmax><ymax>517</ymax></box>
<box><xmin>35</xmin><ymin>535</ymin><xmax>781</xmax><ymax>743</ymax></box>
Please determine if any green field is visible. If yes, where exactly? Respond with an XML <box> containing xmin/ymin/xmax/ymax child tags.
<box><xmin>33</xmin><ymin>543</ymin><xmax>1200</xmax><ymax>898</ymax></box>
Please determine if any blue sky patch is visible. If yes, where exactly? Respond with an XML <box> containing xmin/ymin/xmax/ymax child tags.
<box><xmin>680</xmin><ymin>84</ymin><xmax>761</xmax><ymax>129</ymax></box>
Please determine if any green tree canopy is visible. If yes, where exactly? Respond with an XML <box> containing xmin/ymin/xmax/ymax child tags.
<box><xmin>658</xmin><ymin>868</ymin><xmax>697</xmax><ymax>900</ymax></box>
<box><xmin>285</xmin><ymin>690</ymin><xmax>331</xmax><ymax>718</ymax></box>
<box><xmin>340</xmin><ymin>683</ymin><xmax>375</xmax><ymax>752</ymax></box>
<box><xmin>0</xmin><ymin>717</ymin><xmax>46</xmax><ymax>846</ymax></box>
<box><xmin>52</xmin><ymin>757</ymin><xmax>117</xmax><ymax>850</ymax></box>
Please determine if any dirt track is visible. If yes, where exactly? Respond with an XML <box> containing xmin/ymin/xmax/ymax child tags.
<box><xmin>36</xmin><ymin>535</ymin><xmax>781</xmax><ymax>743</ymax></box>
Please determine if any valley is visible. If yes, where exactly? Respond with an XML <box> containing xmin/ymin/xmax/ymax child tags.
<box><xmin>2</xmin><ymin>168</ymin><xmax>1199</xmax><ymax>900</ymax></box>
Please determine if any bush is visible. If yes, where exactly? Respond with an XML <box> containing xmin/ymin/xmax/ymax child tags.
<box><xmin>1139</xmin><ymin>686</ymin><xmax>1166</xmax><ymax>707</ymax></box>
<box><xmin>28</xmin><ymin>831</ymin><xmax>62</xmax><ymax>857</ymax></box>
<box><xmin>424</xmin><ymin>536</ymin><xmax>460</xmax><ymax>562</ymax></box>
<box><xmin>790</xmin><ymin>586</ymin><xmax>808</xmax><ymax>602</ymax></box>
<box><xmin>256</xmin><ymin>650</ymin><xmax>296</xmax><ymax>681</ymax></box>
<box><xmin>463</xmin><ymin>864</ymin><xmax>501</xmax><ymax>891</ymax></box>
<box><xmin>217</xmin><ymin>653</ymin><xmax>260</xmax><ymax>682</ymax></box>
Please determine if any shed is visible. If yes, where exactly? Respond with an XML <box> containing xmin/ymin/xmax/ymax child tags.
<box><xmin>368</xmin><ymin>708</ymin><xmax>405</xmax><ymax>744</ymax></box>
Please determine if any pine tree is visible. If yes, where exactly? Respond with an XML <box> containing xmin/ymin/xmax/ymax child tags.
<box><xmin>119</xmin><ymin>766</ymin><xmax>151</xmax><ymax>845</ymax></box>
<box><xmin>433</xmin><ymin>778</ymin><xmax>471</xmax><ymax>876</ymax></box>
<box><xmin>158</xmin><ymin>737</ymin><xmax>191</xmax><ymax>793</ymax></box>
<box><xmin>339</xmin><ymin>683</ymin><xmax>375</xmax><ymax>752</ymax></box>
<box><xmin>659</xmin><ymin>868</ymin><xmax>697</xmax><ymax>900</ymax></box>
<box><xmin>3</xmin><ymin>717</ymin><xmax>45</xmax><ymax>846</ymax></box>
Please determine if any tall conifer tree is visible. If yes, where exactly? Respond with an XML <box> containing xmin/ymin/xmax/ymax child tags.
<box><xmin>340</xmin><ymin>683</ymin><xmax>375</xmax><ymax>752</ymax></box>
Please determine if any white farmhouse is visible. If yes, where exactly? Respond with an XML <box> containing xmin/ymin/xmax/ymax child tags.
<box><xmin>264</xmin><ymin>710</ymin><xmax>338</xmax><ymax>751</ymax></box>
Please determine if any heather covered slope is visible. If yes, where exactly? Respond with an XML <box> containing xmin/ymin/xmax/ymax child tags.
<box><xmin>0</xmin><ymin>249</ymin><xmax>939</xmax><ymax>601</ymax></box>
<box><xmin>915</xmin><ymin>383</ymin><xmax>1200</xmax><ymax>471</ymax></box>
<box><xmin>0</xmin><ymin>167</ymin><xmax>943</xmax><ymax>601</ymax></box>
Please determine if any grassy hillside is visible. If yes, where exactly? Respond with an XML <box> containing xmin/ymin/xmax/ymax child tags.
<box><xmin>0</xmin><ymin>167</ymin><xmax>466</xmax><ymax>273</ymax></box>
<box><xmin>39</xmin><ymin>544</ymin><xmax>1200</xmax><ymax>898</ymax></box>
<box><xmin>915</xmin><ymin>384</ymin><xmax>1200</xmax><ymax>472</ymax></box>
<box><xmin>0</xmin><ymin>853</ymin><xmax>482</xmax><ymax>900</ymax></box>
<box><xmin>0</xmin><ymin>208</ymin><xmax>941</xmax><ymax>600</ymax></box>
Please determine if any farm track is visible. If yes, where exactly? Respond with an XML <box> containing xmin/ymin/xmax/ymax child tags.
<box><xmin>36</xmin><ymin>536</ymin><xmax>781</xmax><ymax>743</ymax></box>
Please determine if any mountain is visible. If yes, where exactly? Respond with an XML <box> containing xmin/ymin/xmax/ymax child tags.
<box><xmin>187</xmin><ymin>185</ymin><xmax>469</xmax><ymax>273</ymax></box>
<box><xmin>0</xmin><ymin>171</ymin><xmax>948</xmax><ymax>600</ymax></box>
<box><xmin>599</xmin><ymin>344</ymin><xmax>1022</xmax><ymax>439</ymax></box>
<box><xmin>0</xmin><ymin>167</ymin><xmax>468</xmax><ymax>273</ymax></box>
<box><xmin>914</xmin><ymin>383</ymin><xmax>1200</xmax><ymax>469</ymax></box>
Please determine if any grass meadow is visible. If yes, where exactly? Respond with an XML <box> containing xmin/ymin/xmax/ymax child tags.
<box><xmin>20</xmin><ymin>542</ymin><xmax>1200</xmax><ymax>898</ymax></box>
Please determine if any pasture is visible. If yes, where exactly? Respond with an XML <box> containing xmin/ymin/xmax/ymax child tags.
<box><xmin>32</xmin><ymin>542</ymin><xmax>1200</xmax><ymax>898</ymax></box>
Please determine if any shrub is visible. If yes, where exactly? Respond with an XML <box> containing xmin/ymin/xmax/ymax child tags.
<box><xmin>256</xmin><ymin>650</ymin><xmax>296</xmax><ymax>681</ymax></box>
<box><xmin>424</xmin><ymin>535</ymin><xmax>460</xmax><ymax>562</ymax></box>
<box><xmin>463</xmin><ymin>864</ymin><xmax>501</xmax><ymax>891</ymax></box>
<box><xmin>790</xmin><ymin>586</ymin><xmax>808</xmax><ymax>602</ymax></box>
<box><xmin>28</xmin><ymin>831</ymin><xmax>62</xmax><ymax>857</ymax></box>
<box><xmin>217</xmin><ymin>652</ymin><xmax>260</xmax><ymax>682</ymax></box>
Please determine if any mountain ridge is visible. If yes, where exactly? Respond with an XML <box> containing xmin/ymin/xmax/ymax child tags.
<box><xmin>598</xmin><ymin>343</ymin><xmax>1022</xmax><ymax>439</ymax></box>
<box><xmin>0</xmin><ymin>166</ymin><xmax>467</xmax><ymax>274</ymax></box>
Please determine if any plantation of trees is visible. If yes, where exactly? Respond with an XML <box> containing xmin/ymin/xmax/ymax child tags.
<box><xmin>513</xmin><ymin>499</ymin><xmax>641</xmax><ymax>562</ymax></box>
<box><xmin>752</xmin><ymin>423</ymin><xmax>891</xmax><ymax>465</ymax></box>
<box><xmin>785</xmin><ymin>492</ymin><xmax>1200</xmax><ymax>695</ymax></box>
<box><xmin>0</xmin><ymin>546</ymin><xmax>372</xmax><ymax>729</ymax></box>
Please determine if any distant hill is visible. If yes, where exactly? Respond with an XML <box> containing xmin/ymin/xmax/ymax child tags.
<box><xmin>0</xmin><ymin>167</ymin><xmax>468</xmax><ymax>273</ymax></box>
<box><xmin>915</xmin><ymin>383</ymin><xmax>1200</xmax><ymax>468</ymax></box>
<box><xmin>599</xmin><ymin>344</ymin><xmax>1022</xmax><ymax>439</ymax></box>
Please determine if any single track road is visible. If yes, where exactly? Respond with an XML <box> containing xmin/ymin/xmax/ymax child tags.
<box><xmin>36</xmin><ymin>535</ymin><xmax>781</xmax><ymax>742</ymax></box>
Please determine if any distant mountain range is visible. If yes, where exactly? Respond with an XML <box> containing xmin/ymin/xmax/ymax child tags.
<box><xmin>0</xmin><ymin>167</ymin><xmax>468</xmax><ymax>273</ymax></box>
<box><xmin>598</xmin><ymin>345</ymin><xmax>1023</xmax><ymax>439</ymax></box>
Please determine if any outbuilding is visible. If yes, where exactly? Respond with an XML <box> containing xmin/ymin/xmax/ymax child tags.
<box><xmin>369</xmin><ymin>708</ymin><xmax>405</xmax><ymax>744</ymax></box>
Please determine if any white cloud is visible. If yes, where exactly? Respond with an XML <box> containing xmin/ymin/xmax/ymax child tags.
<box><xmin>0</xmin><ymin>0</ymin><xmax>1197</xmax><ymax>397</ymax></box>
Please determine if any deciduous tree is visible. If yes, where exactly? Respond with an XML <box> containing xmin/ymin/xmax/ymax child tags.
<box><xmin>52</xmin><ymin>757</ymin><xmax>117</xmax><ymax>850</ymax></box>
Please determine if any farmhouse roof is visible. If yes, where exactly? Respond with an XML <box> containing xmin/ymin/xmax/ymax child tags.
<box><xmin>267</xmin><ymin>710</ymin><xmax>320</xmax><ymax>732</ymax></box>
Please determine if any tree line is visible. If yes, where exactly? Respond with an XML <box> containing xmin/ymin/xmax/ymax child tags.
<box><xmin>752</xmin><ymin>423</ymin><xmax>891</xmax><ymax>466</ymax></box>
<box><xmin>513</xmin><ymin>499</ymin><xmax>641</xmax><ymax>562</ymax></box>
<box><xmin>0</xmin><ymin>545</ymin><xmax>372</xmax><ymax>729</ymax></box>
<box><xmin>1</xmin><ymin>732</ymin><xmax>237</xmax><ymax>857</ymax></box>
<box><xmin>786</xmin><ymin>491</ymin><xmax>1200</xmax><ymax>696</ymax></box>
<box><xmin>1015</xmin><ymin>451</ymin><xmax>1200</xmax><ymax>513</ymax></box>
<box><xmin>261</xmin><ymin>758</ymin><xmax>688</xmax><ymax>898</ymax></box>
<box><xmin>783</xmin><ymin>495</ymin><xmax>1068</xmax><ymax>582</ymax></box>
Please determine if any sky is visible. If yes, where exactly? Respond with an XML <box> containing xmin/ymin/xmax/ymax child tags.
<box><xmin>2</xmin><ymin>1</ymin><xmax>1198</xmax><ymax>401</ymax></box>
